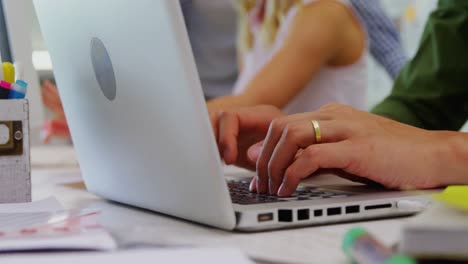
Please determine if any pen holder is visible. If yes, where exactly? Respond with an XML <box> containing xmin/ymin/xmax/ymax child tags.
<box><xmin>0</xmin><ymin>99</ymin><xmax>31</xmax><ymax>203</ymax></box>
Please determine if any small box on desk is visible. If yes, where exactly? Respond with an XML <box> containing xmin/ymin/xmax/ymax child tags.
<box><xmin>0</xmin><ymin>99</ymin><xmax>31</xmax><ymax>203</ymax></box>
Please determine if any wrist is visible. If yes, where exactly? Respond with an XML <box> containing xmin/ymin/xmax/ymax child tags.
<box><xmin>207</xmin><ymin>95</ymin><xmax>253</xmax><ymax>113</ymax></box>
<box><xmin>430</xmin><ymin>131</ymin><xmax>468</xmax><ymax>186</ymax></box>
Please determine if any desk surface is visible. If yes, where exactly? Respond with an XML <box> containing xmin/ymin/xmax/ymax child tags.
<box><xmin>31</xmin><ymin>146</ymin><xmax>409</xmax><ymax>264</ymax></box>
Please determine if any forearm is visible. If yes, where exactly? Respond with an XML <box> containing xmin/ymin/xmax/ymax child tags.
<box><xmin>207</xmin><ymin>95</ymin><xmax>254</xmax><ymax>113</ymax></box>
<box><xmin>432</xmin><ymin>131</ymin><xmax>468</xmax><ymax>186</ymax></box>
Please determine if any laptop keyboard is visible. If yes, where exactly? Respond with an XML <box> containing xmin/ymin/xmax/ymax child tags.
<box><xmin>228</xmin><ymin>180</ymin><xmax>352</xmax><ymax>205</ymax></box>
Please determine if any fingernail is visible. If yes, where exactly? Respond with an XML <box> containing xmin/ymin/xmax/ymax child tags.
<box><xmin>277</xmin><ymin>184</ymin><xmax>287</xmax><ymax>197</ymax></box>
<box><xmin>249</xmin><ymin>179</ymin><xmax>255</xmax><ymax>192</ymax></box>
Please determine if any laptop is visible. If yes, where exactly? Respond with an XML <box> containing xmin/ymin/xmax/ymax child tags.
<box><xmin>34</xmin><ymin>0</ymin><xmax>431</xmax><ymax>231</ymax></box>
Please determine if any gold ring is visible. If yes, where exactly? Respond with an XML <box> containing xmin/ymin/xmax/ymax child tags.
<box><xmin>311</xmin><ymin>120</ymin><xmax>322</xmax><ymax>143</ymax></box>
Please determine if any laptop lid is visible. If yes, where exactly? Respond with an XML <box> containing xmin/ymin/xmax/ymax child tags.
<box><xmin>34</xmin><ymin>0</ymin><xmax>236</xmax><ymax>230</ymax></box>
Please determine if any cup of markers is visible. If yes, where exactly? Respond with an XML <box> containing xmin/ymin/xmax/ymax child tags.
<box><xmin>0</xmin><ymin>62</ymin><xmax>28</xmax><ymax>99</ymax></box>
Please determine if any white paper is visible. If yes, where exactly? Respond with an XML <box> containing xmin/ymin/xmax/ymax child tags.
<box><xmin>0</xmin><ymin>208</ymin><xmax>117</xmax><ymax>252</ymax></box>
<box><xmin>0</xmin><ymin>229</ymin><xmax>117</xmax><ymax>252</ymax></box>
<box><xmin>0</xmin><ymin>197</ymin><xmax>64</xmax><ymax>213</ymax></box>
<box><xmin>0</xmin><ymin>248</ymin><xmax>253</xmax><ymax>264</ymax></box>
<box><xmin>30</xmin><ymin>146</ymin><xmax>79</xmax><ymax>168</ymax></box>
<box><xmin>0</xmin><ymin>198</ymin><xmax>115</xmax><ymax>253</ymax></box>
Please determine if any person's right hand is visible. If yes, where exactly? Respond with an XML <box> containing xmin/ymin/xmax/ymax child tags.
<box><xmin>210</xmin><ymin>105</ymin><xmax>285</xmax><ymax>171</ymax></box>
<box><xmin>41</xmin><ymin>80</ymin><xmax>71</xmax><ymax>143</ymax></box>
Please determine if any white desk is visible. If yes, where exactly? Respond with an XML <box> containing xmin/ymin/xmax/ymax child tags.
<box><xmin>30</xmin><ymin>146</ymin><xmax>409</xmax><ymax>264</ymax></box>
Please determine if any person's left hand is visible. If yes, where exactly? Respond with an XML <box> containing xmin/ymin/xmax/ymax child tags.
<box><xmin>248</xmin><ymin>103</ymin><xmax>449</xmax><ymax>196</ymax></box>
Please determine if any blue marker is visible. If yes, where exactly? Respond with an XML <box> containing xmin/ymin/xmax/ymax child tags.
<box><xmin>8</xmin><ymin>80</ymin><xmax>28</xmax><ymax>99</ymax></box>
<box><xmin>343</xmin><ymin>228</ymin><xmax>416</xmax><ymax>264</ymax></box>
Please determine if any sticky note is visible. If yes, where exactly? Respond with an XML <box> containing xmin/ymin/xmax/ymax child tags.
<box><xmin>433</xmin><ymin>186</ymin><xmax>468</xmax><ymax>211</ymax></box>
<box><xmin>2</xmin><ymin>62</ymin><xmax>15</xmax><ymax>84</ymax></box>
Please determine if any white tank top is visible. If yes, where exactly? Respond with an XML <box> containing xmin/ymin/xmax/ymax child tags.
<box><xmin>233</xmin><ymin>0</ymin><xmax>368</xmax><ymax>114</ymax></box>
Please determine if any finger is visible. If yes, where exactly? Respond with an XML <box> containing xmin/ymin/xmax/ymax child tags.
<box><xmin>255</xmin><ymin>113</ymin><xmax>332</xmax><ymax>194</ymax></box>
<box><xmin>277</xmin><ymin>141</ymin><xmax>355</xmax><ymax>196</ymax></box>
<box><xmin>256</xmin><ymin>120</ymin><xmax>285</xmax><ymax>194</ymax></box>
<box><xmin>247</xmin><ymin>141</ymin><xmax>263</xmax><ymax>164</ymax></box>
<box><xmin>209</xmin><ymin>112</ymin><xmax>219</xmax><ymax>144</ymax></box>
<box><xmin>268</xmin><ymin>121</ymin><xmax>315</xmax><ymax>194</ymax></box>
<box><xmin>216</xmin><ymin>106</ymin><xmax>283</xmax><ymax>166</ymax></box>
<box><xmin>218</xmin><ymin>111</ymin><xmax>240</xmax><ymax>165</ymax></box>
<box><xmin>268</xmin><ymin>120</ymin><xmax>354</xmax><ymax>194</ymax></box>
<box><xmin>41</xmin><ymin>89</ymin><xmax>63</xmax><ymax>112</ymax></box>
<box><xmin>42</xmin><ymin>81</ymin><xmax>60</xmax><ymax>103</ymax></box>
<box><xmin>50</xmin><ymin>119</ymin><xmax>71</xmax><ymax>137</ymax></box>
<box><xmin>249</xmin><ymin>177</ymin><xmax>257</xmax><ymax>193</ymax></box>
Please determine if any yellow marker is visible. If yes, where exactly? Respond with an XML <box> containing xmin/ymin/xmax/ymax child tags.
<box><xmin>2</xmin><ymin>62</ymin><xmax>15</xmax><ymax>83</ymax></box>
<box><xmin>433</xmin><ymin>186</ymin><xmax>468</xmax><ymax>211</ymax></box>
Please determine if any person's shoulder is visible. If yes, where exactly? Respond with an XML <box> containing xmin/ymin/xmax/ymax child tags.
<box><xmin>296</xmin><ymin>0</ymin><xmax>354</xmax><ymax>25</ymax></box>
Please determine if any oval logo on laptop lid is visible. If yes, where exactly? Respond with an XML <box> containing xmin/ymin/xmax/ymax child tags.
<box><xmin>90</xmin><ymin>37</ymin><xmax>116</xmax><ymax>101</ymax></box>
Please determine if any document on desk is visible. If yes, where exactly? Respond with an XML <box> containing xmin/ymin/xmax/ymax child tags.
<box><xmin>0</xmin><ymin>197</ymin><xmax>117</xmax><ymax>252</ymax></box>
<box><xmin>0</xmin><ymin>248</ymin><xmax>254</xmax><ymax>264</ymax></box>
<box><xmin>0</xmin><ymin>197</ymin><xmax>64</xmax><ymax>229</ymax></box>
<box><xmin>0</xmin><ymin>196</ymin><xmax>64</xmax><ymax>214</ymax></box>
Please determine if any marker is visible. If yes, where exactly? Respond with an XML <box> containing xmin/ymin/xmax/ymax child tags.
<box><xmin>0</xmin><ymin>81</ymin><xmax>11</xmax><ymax>99</ymax></box>
<box><xmin>14</xmin><ymin>62</ymin><xmax>23</xmax><ymax>81</ymax></box>
<box><xmin>0</xmin><ymin>59</ymin><xmax>3</xmax><ymax>80</ymax></box>
<box><xmin>2</xmin><ymin>62</ymin><xmax>15</xmax><ymax>84</ymax></box>
<box><xmin>16</xmin><ymin>80</ymin><xmax>28</xmax><ymax>89</ymax></box>
<box><xmin>343</xmin><ymin>227</ymin><xmax>416</xmax><ymax>264</ymax></box>
<box><xmin>0</xmin><ymin>58</ymin><xmax>3</xmax><ymax>82</ymax></box>
<box><xmin>9</xmin><ymin>80</ymin><xmax>28</xmax><ymax>99</ymax></box>
<box><xmin>8</xmin><ymin>83</ymin><xmax>27</xmax><ymax>99</ymax></box>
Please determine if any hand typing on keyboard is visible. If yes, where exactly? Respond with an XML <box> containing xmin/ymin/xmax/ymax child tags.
<box><xmin>210</xmin><ymin>105</ymin><xmax>284</xmax><ymax>171</ymax></box>
<box><xmin>212</xmin><ymin>104</ymin><xmax>456</xmax><ymax>197</ymax></box>
<box><xmin>228</xmin><ymin>180</ymin><xmax>350</xmax><ymax>204</ymax></box>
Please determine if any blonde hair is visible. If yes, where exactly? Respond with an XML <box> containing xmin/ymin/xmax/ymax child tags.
<box><xmin>236</xmin><ymin>0</ymin><xmax>301</xmax><ymax>53</ymax></box>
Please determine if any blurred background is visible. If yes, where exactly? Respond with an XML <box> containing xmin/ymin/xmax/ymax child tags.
<box><xmin>1</xmin><ymin>0</ymin><xmax>441</xmax><ymax>145</ymax></box>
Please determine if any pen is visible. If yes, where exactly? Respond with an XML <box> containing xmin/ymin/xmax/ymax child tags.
<box><xmin>0</xmin><ymin>81</ymin><xmax>12</xmax><ymax>99</ymax></box>
<box><xmin>2</xmin><ymin>62</ymin><xmax>15</xmax><ymax>84</ymax></box>
<box><xmin>342</xmin><ymin>227</ymin><xmax>416</xmax><ymax>264</ymax></box>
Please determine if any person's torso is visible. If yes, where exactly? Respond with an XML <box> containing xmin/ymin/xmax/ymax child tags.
<box><xmin>183</xmin><ymin>0</ymin><xmax>238</xmax><ymax>98</ymax></box>
<box><xmin>234</xmin><ymin>0</ymin><xmax>368</xmax><ymax>114</ymax></box>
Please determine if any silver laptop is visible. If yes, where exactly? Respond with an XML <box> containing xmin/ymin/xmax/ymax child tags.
<box><xmin>34</xmin><ymin>0</ymin><xmax>431</xmax><ymax>231</ymax></box>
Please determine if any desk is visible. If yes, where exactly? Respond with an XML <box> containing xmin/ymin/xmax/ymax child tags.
<box><xmin>31</xmin><ymin>146</ymin><xmax>409</xmax><ymax>264</ymax></box>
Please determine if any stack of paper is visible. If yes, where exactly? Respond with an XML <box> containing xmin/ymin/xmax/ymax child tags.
<box><xmin>400</xmin><ymin>186</ymin><xmax>468</xmax><ymax>260</ymax></box>
<box><xmin>0</xmin><ymin>197</ymin><xmax>116</xmax><ymax>252</ymax></box>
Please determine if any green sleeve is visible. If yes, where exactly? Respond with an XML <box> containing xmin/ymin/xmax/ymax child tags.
<box><xmin>371</xmin><ymin>0</ymin><xmax>468</xmax><ymax>131</ymax></box>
